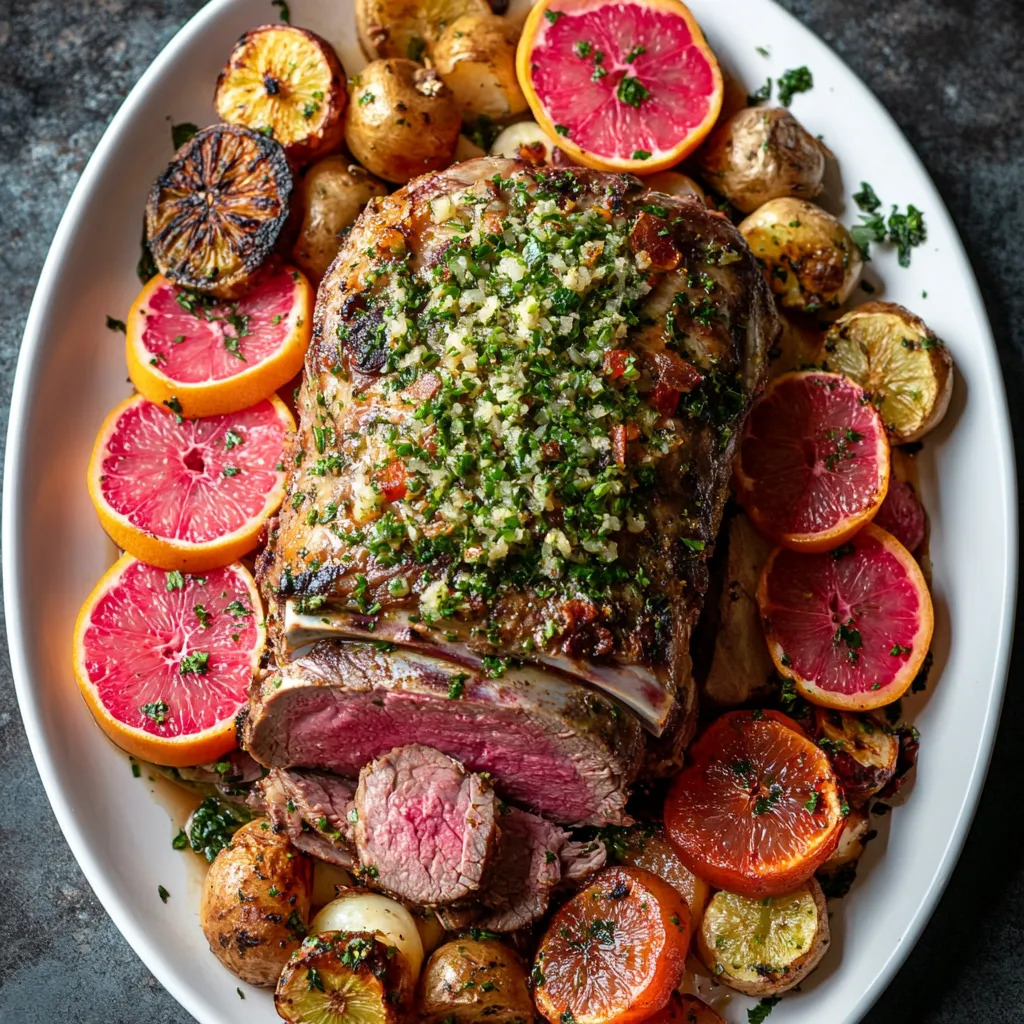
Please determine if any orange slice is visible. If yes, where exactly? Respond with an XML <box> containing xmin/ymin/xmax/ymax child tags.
<box><xmin>126</xmin><ymin>263</ymin><xmax>312</xmax><ymax>419</ymax></box>
<box><xmin>87</xmin><ymin>394</ymin><xmax>293</xmax><ymax>572</ymax></box>
<box><xmin>73</xmin><ymin>555</ymin><xmax>264</xmax><ymax>766</ymax></box>
<box><xmin>516</xmin><ymin>0</ymin><xmax>723</xmax><ymax>173</ymax></box>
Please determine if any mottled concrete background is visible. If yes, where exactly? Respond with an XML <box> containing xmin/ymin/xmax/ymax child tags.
<box><xmin>1</xmin><ymin>1</ymin><xmax>1022</xmax><ymax>1021</ymax></box>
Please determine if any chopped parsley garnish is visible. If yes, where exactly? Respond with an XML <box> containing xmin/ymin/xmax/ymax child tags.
<box><xmin>226</xmin><ymin>600</ymin><xmax>253</xmax><ymax>618</ymax></box>
<box><xmin>193</xmin><ymin>604</ymin><xmax>212</xmax><ymax>628</ymax></box>
<box><xmin>616</xmin><ymin>75</ymin><xmax>650</xmax><ymax>108</ymax></box>
<box><xmin>166</xmin><ymin>570</ymin><xmax>185</xmax><ymax>591</ymax></box>
<box><xmin>158</xmin><ymin>885</ymin><xmax>170</xmax><ymax>903</ymax></box>
<box><xmin>776</xmin><ymin>66</ymin><xmax>813</xmax><ymax>106</ymax></box>
<box><xmin>222</xmin><ymin>465</ymin><xmax>241</xmax><ymax>477</ymax></box>
<box><xmin>544</xmin><ymin>8</ymin><xmax>565</xmax><ymax>22</ymax></box>
<box><xmin>171</xmin><ymin>122</ymin><xmax>199</xmax><ymax>149</ymax></box>
<box><xmin>624</xmin><ymin>44</ymin><xmax>645</xmax><ymax>63</ymax></box>
<box><xmin>448</xmin><ymin>672</ymin><xmax>468</xmax><ymax>699</ymax></box>
<box><xmin>179</xmin><ymin>650</ymin><xmax>210</xmax><ymax>675</ymax></box>
<box><xmin>573</xmin><ymin>40</ymin><xmax>592</xmax><ymax>58</ymax></box>
<box><xmin>358</xmin><ymin>91</ymin><xmax>374</xmax><ymax>106</ymax></box>
<box><xmin>748</xmin><ymin>997</ymin><xmax>781</xmax><ymax>1023</ymax></box>
<box><xmin>106</xmin><ymin>315</ymin><xmax>126</xmax><ymax>333</ymax></box>
<box><xmin>850</xmin><ymin>181</ymin><xmax>927</xmax><ymax>266</ymax></box>
<box><xmin>748</xmin><ymin>78</ymin><xmax>772</xmax><ymax>106</ymax></box>
<box><xmin>224</xmin><ymin>429</ymin><xmax>243</xmax><ymax>450</ymax></box>
<box><xmin>270</xmin><ymin>0</ymin><xmax>290</xmax><ymax>23</ymax></box>
<box><xmin>140</xmin><ymin>701</ymin><xmax>169</xmax><ymax>725</ymax></box>
<box><xmin>554</xmin><ymin>124</ymin><xmax>569</xmax><ymax>136</ymax></box>
<box><xmin>631</xmin><ymin>149</ymin><xmax>652</xmax><ymax>160</ymax></box>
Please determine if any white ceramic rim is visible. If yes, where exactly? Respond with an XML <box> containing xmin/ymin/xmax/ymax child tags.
<box><xmin>3</xmin><ymin>1</ymin><xmax>1017</xmax><ymax>1022</ymax></box>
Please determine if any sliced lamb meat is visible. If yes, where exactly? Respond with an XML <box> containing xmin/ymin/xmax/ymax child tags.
<box><xmin>559</xmin><ymin>838</ymin><xmax>609</xmax><ymax>882</ymax></box>
<box><xmin>355</xmin><ymin>745</ymin><xmax>497</xmax><ymax>905</ymax></box>
<box><xmin>245</xmin><ymin>642</ymin><xmax>643</xmax><ymax>827</ymax></box>
<box><xmin>261</xmin><ymin>768</ymin><xmax>357</xmax><ymax>869</ymax></box>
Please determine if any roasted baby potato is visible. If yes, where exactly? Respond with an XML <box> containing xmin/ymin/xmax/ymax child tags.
<box><xmin>740</xmin><ymin>197</ymin><xmax>863</xmax><ymax>313</ymax></box>
<box><xmin>291</xmin><ymin>156</ymin><xmax>389</xmax><ymax>283</ymax></box>
<box><xmin>702</xmin><ymin>512</ymin><xmax>776</xmax><ymax>708</ymax></box>
<box><xmin>214</xmin><ymin>24</ymin><xmax>347</xmax><ymax>165</ymax></box>
<box><xmin>645</xmin><ymin>170</ymin><xmax>707</xmax><ymax>204</ymax></box>
<box><xmin>699</xmin><ymin>106</ymin><xmax>828</xmax><ymax>213</ymax></box>
<box><xmin>432</xmin><ymin>14</ymin><xmax>527</xmax><ymax>120</ymax></box>
<box><xmin>146</xmin><ymin>124</ymin><xmax>292</xmax><ymax>298</ymax></box>
<box><xmin>813</xmin><ymin>708</ymin><xmax>899</xmax><ymax>807</ymax></box>
<box><xmin>310</xmin><ymin>860</ymin><xmax>354</xmax><ymax>909</ymax></box>
<box><xmin>356</xmin><ymin>0</ymin><xmax>491</xmax><ymax>61</ymax></box>
<box><xmin>489</xmin><ymin>121</ymin><xmax>559</xmax><ymax>164</ymax></box>
<box><xmin>200</xmin><ymin>818</ymin><xmax>312</xmax><ymax>986</ymax></box>
<box><xmin>345</xmin><ymin>60</ymin><xmax>461</xmax><ymax>183</ymax></box>
<box><xmin>418</xmin><ymin>939</ymin><xmax>536</xmax><ymax>1023</ymax></box>
<box><xmin>276</xmin><ymin>931</ymin><xmax>411</xmax><ymax>1023</ymax></box>
<box><xmin>820</xmin><ymin>301</ymin><xmax>954</xmax><ymax>442</ymax></box>
<box><xmin>696</xmin><ymin>880</ymin><xmax>829</xmax><ymax>996</ymax></box>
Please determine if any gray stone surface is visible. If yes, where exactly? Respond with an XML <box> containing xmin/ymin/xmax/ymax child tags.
<box><xmin>0</xmin><ymin>0</ymin><xmax>1021</xmax><ymax>1021</ymax></box>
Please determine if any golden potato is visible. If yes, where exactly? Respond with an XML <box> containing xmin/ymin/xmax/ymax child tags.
<box><xmin>433</xmin><ymin>14</ymin><xmax>527</xmax><ymax>121</ymax></box>
<box><xmin>696</xmin><ymin>880</ymin><xmax>829</xmax><ymax>996</ymax></box>
<box><xmin>291</xmin><ymin>156</ymin><xmax>388</xmax><ymax>283</ymax></box>
<box><xmin>200</xmin><ymin>819</ymin><xmax>312</xmax><ymax>986</ymax></box>
<box><xmin>355</xmin><ymin>0</ymin><xmax>491</xmax><ymax>62</ymax></box>
<box><xmin>645</xmin><ymin>170</ymin><xmax>706</xmax><ymax>204</ymax></box>
<box><xmin>489</xmin><ymin>121</ymin><xmax>559</xmax><ymax>164</ymax></box>
<box><xmin>740</xmin><ymin>197</ymin><xmax>863</xmax><ymax>313</ymax></box>
<box><xmin>820</xmin><ymin>301</ymin><xmax>954</xmax><ymax>442</ymax></box>
<box><xmin>699</xmin><ymin>107</ymin><xmax>829</xmax><ymax>213</ymax></box>
<box><xmin>345</xmin><ymin>59</ymin><xmax>461</xmax><ymax>183</ymax></box>
<box><xmin>418</xmin><ymin>939</ymin><xmax>536</xmax><ymax>1023</ymax></box>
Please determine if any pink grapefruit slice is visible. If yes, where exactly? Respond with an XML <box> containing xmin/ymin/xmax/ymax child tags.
<box><xmin>88</xmin><ymin>393</ymin><xmax>293</xmax><ymax>572</ymax></box>
<box><xmin>734</xmin><ymin>371</ymin><xmax>891</xmax><ymax>552</ymax></box>
<box><xmin>757</xmin><ymin>523</ymin><xmax>934</xmax><ymax>711</ymax></box>
<box><xmin>126</xmin><ymin>262</ymin><xmax>313</xmax><ymax>418</ymax></box>
<box><xmin>516</xmin><ymin>0</ymin><xmax>723</xmax><ymax>173</ymax></box>
<box><xmin>73</xmin><ymin>554</ymin><xmax>264</xmax><ymax>766</ymax></box>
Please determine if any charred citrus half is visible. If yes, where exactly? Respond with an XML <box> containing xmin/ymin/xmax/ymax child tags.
<box><xmin>734</xmin><ymin>371</ymin><xmax>890</xmax><ymax>552</ymax></box>
<box><xmin>533</xmin><ymin>866</ymin><xmax>690</xmax><ymax>1024</ymax></box>
<box><xmin>664</xmin><ymin>711</ymin><xmax>844</xmax><ymax>898</ymax></box>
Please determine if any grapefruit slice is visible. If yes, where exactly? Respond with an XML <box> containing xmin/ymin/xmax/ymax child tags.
<box><xmin>72</xmin><ymin>555</ymin><xmax>264</xmax><ymax>766</ymax></box>
<box><xmin>88</xmin><ymin>394</ymin><xmax>293</xmax><ymax>572</ymax></box>
<box><xmin>516</xmin><ymin>0</ymin><xmax>723</xmax><ymax>173</ymax></box>
<box><xmin>758</xmin><ymin>523</ymin><xmax>934</xmax><ymax>711</ymax></box>
<box><xmin>734</xmin><ymin>371</ymin><xmax>890</xmax><ymax>552</ymax></box>
<box><xmin>126</xmin><ymin>263</ymin><xmax>313</xmax><ymax>418</ymax></box>
<box><xmin>664</xmin><ymin>710</ymin><xmax>845</xmax><ymax>898</ymax></box>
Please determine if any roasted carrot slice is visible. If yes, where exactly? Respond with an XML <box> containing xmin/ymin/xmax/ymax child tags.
<box><xmin>533</xmin><ymin>866</ymin><xmax>690</xmax><ymax>1024</ymax></box>
<box><xmin>664</xmin><ymin>710</ymin><xmax>844</xmax><ymax>898</ymax></box>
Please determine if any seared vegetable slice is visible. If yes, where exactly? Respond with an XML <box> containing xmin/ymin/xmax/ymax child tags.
<box><xmin>355</xmin><ymin>0</ymin><xmax>491</xmax><ymax>61</ymax></box>
<box><xmin>418</xmin><ymin>939</ymin><xmax>536</xmax><ymax>1024</ymax></box>
<box><xmin>696</xmin><ymin>880</ymin><xmax>829</xmax><ymax>996</ymax></box>
<box><xmin>275</xmin><ymin>931</ymin><xmax>408</xmax><ymax>1023</ymax></box>
<box><xmin>432</xmin><ymin>14</ymin><xmax>527</xmax><ymax>120</ymax></box>
<box><xmin>200</xmin><ymin>818</ymin><xmax>312</xmax><ymax>986</ymax></box>
<box><xmin>215</xmin><ymin>24</ymin><xmax>347</xmax><ymax>165</ymax></box>
<box><xmin>533</xmin><ymin>866</ymin><xmax>690</xmax><ymax>1024</ymax></box>
<box><xmin>740</xmin><ymin>198</ymin><xmax>862</xmax><ymax>314</ymax></box>
<box><xmin>489</xmin><ymin>121</ymin><xmax>560</xmax><ymax>164</ymax></box>
<box><xmin>344</xmin><ymin>60</ymin><xmax>461</xmax><ymax>184</ymax></box>
<box><xmin>146</xmin><ymin>124</ymin><xmax>292</xmax><ymax>298</ymax></box>
<box><xmin>812</xmin><ymin>708</ymin><xmax>898</xmax><ymax>806</ymax></box>
<box><xmin>820</xmin><ymin>301</ymin><xmax>953</xmax><ymax>442</ymax></box>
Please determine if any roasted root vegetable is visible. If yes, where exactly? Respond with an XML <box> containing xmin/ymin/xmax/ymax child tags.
<box><xmin>355</xmin><ymin>0</ymin><xmax>492</xmax><ymax>61</ymax></box>
<box><xmin>645</xmin><ymin>171</ymin><xmax>706</xmax><ymax>204</ymax></box>
<box><xmin>612</xmin><ymin>822</ymin><xmax>711</xmax><ymax>923</ymax></box>
<box><xmin>533</xmin><ymin>866</ymin><xmax>690</xmax><ymax>1024</ymax></box>
<box><xmin>812</xmin><ymin>708</ymin><xmax>899</xmax><ymax>806</ymax></box>
<box><xmin>740</xmin><ymin>198</ymin><xmax>863</xmax><ymax>313</ymax></box>
<box><xmin>696</xmin><ymin>879</ymin><xmax>829</xmax><ymax>996</ymax></box>
<box><xmin>820</xmin><ymin>301</ymin><xmax>954</xmax><ymax>442</ymax></box>
<box><xmin>345</xmin><ymin>60</ymin><xmax>461</xmax><ymax>183</ymax></box>
<box><xmin>214</xmin><ymin>24</ymin><xmax>347</xmax><ymax>164</ymax></box>
<box><xmin>432</xmin><ymin>14</ymin><xmax>527</xmax><ymax>120</ymax></box>
<box><xmin>291</xmin><ymin>156</ymin><xmax>389</xmax><ymax>283</ymax></box>
<box><xmin>275</xmin><ymin>931</ymin><xmax>411</xmax><ymax>1023</ymax></box>
<box><xmin>311</xmin><ymin>890</ymin><xmax>425</xmax><ymax>981</ymax></box>
<box><xmin>699</xmin><ymin>107</ymin><xmax>828</xmax><ymax>213</ymax></box>
<box><xmin>489</xmin><ymin>121</ymin><xmax>561</xmax><ymax>164</ymax></box>
<box><xmin>418</xmin><ymin>939</ymin><xmax>536</xmax><ymax>1024</ymax></box>
<box><xmin>199</xmin><ymin>818</ymin><xmax>312</xmax><ymax>986</ymax></box>
<box><xmin>146</xmin><ymin>124</ymin><xmax>292</xmax><ymax>298</ymax></box>
<box><xmin>665</xmin><ymin>711</ymin><xmax>844</xmax><ymax>898</ymax></box>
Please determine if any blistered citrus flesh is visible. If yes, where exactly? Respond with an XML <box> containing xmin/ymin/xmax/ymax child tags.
<box><xmin>126</xmin><ymin>264</ymin><xmax>312</xmax><ymax>417</ymax></box>
<box><xmin>615</xmin><ymin>823</ymin><xmax>710</xmax><ymax>921</ymax></box>
<box><xmin>88</xmin><ymin>394</ymin><xmax>293</xmax><ymax>571</ymax></box>
<box><xmin>665</xmin><ymin>711</ymin><xmax>844</xmax><ymax>898</ymax></box>
<box><xmin>534</xmin><ymin>866</ymin><xmax>690</xmax><ymax>1024</ymax></box>
<box><xmin>735</xmin><ymin>371</ymin><xmax>890</xmax><ymax>552</ymax></box>
<box><xmin>72</xmin><ymin>555</ymin><xmax>263</xmax><ymax>766</ymax></box>
<box><xmin>759</xmin><ymin>523</ymin><xmax>933</xmax><ymax>710</ymax></box>
<box><xmin>517</xmin><ymin>0</ymin><xmax>723</xmax><ymax>172</ymax></box>
<box><xmin>698</xmin><ymin>885</ymin><xmax>819</xmax><ymax>985</ymax></box>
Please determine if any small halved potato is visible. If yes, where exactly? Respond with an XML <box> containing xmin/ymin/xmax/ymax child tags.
<box><xmin>819</xmin><ymin>301</ymin><xmax>954</xmax><ymax>442</ymax></box>
<box><xmin>345</xmin><ymin>59</ymin><xmax>461</xmax><ymax>183</ymax></box>
<box><xmin>699</xmin><ymin>107</ymin><xmax>828</xmax><ymax>213</ymax></box>
<box><xmin>356</xmin><ymin>0</ymin><xmax>492</xmax><ymax>61</ymax></box>
<box><xmin>819</xmin><ymin>807</ymin><xmax>871</xmax><ymax>876</ymax></box>
<box><xmin>740</xmin><ymin>197</ymin><xmax>863</xmax><ymax>314</ymax></box>
<box><xmin>696</xmin><ymin>879</ymin><xmax>829</xmax><ymax>996</ymax></box>
<box><xmin>645</xmin><ymin>171</ymin><xmax>706</xmax><ymax>204</ymax></box>
<box><xmin>200</xmin><ymin>819</ymin><xmax>312</xmax><ymax>986</ymax></box>
<box><xmin>418</xmin><ymin>939</ymin><xmax>537</xmax><ymax>1023</ymax></box>
<box><xmin>489</xmin><ymin>121</ymin><xmax>560</xmax><ymax>164</ymax></box>
<box><xmin>433</xmin><ymin>14</ymin><xmax>527</xmax><ymax>121</ymax></box>
<box><xmin>291</xmin><ymin>156</ymin><xmax>389</xmax><ymax>283</ymax></box>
